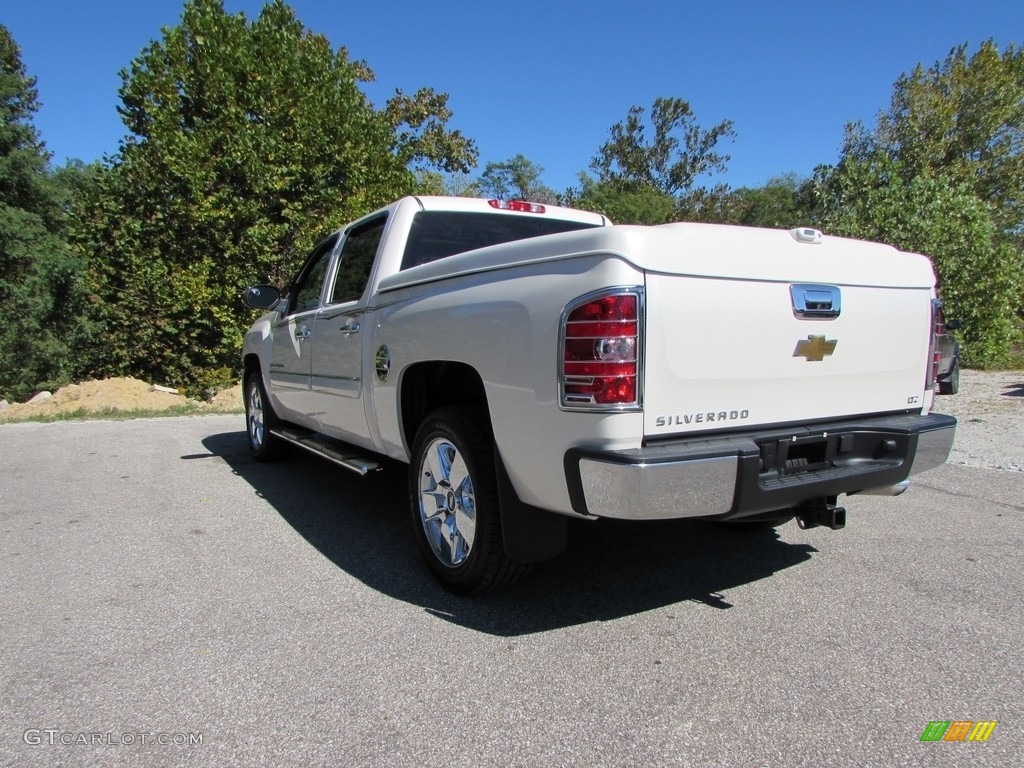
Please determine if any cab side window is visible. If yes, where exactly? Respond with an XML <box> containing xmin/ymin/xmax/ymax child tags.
<box><xmin>330</xmin><ymin>215</ymin><xmax>387</xmax><ymax>305</ymax></box>
<box><xmin>288</xmin><ymin>234</ymin><xmax>338</xmax><ymax>314</ymax></box>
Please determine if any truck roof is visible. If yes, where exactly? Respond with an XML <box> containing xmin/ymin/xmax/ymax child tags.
<box><xmin>410</xmin><ymin>196</ymin><xmax>611</xmax><ymax>227</ymax></box>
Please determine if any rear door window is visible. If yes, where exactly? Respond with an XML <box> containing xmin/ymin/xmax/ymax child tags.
<box><xmin>329</xmin><ymin>214</ymin><xmax>387</xmax><ymax>305</ymax></box>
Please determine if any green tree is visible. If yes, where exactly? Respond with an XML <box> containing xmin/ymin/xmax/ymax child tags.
<box><xmin>413</xmin><ymin>170</ymin><xmax>478</xmax><ymax>197</ymax></box>
<box><xmin>384</xmin><ymin>87</ymin><xmax>477</xmax><ymax>175</ymax></box>
<box><xmin>590</xmin><ymin>97</ymin><xmax>735</xmax><ymax>197</ymax></box>
<box><xmin>815</xmin><ymin>151</ymin><xmax>1022</xmax><ymax>368</ymax></box>
<box><xmin>78</xmin><ymin>0</ymin><xmax>477</xmax><ymax>394</ymax></box>
<box><xmin>728</xmin><ymin>174</ymin><xmax>812</xmax><ymax>229</ymax></box>
<box><xmin>811</xmin><ymin>41</ymin><xmax>1024</xmax><ymax>368</ymax></box>
<box><xmin>573</xmin><ymin>97</ymin><xmax>735</xmax><ymax>224</ymax></box>
<box><xmin>870</xmin><ymin>40</ymin><xmax>1024</xmax><ymax>237</ymax></box>
<box><xmin>0</xmin><ymin>26</ymin><xmax>91</xmax><ymax>401</ymax></box>
<box><xmin>476</xmin><ymin>154</ymin><xmax>558</xmax><ymax>203</ymax></box>
<box><xmin>564</xmin><ymin>174</ymin><xmax>677</xmax><ymax>224</ymax></box>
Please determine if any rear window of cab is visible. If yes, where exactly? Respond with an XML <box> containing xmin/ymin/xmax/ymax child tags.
<box><xmin>400</xmin><ymin>211</ymin><xmax>600</xmax><ymax>271</ymax></box>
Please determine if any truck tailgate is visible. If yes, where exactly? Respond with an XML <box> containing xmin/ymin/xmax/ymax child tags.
<box><xmin>637</xmin><ymin>226</ymin><xmax>937</xmax><ymax>438</ymax></box>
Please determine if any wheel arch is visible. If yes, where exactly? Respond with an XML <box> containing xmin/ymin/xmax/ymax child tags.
<box><xmin>242</xmin><ymin>352</ymin><xmax>262</xmax><ymax>381</ymax></box>
<box><xmin>399</xmin><ymin>360</ymin><xmax>566</xmax><ymax>566</ymax></box>
<box><xmin>399</xmin><ymin>360</ymin><xmax>489</xmax><ymax>453</ymax></box>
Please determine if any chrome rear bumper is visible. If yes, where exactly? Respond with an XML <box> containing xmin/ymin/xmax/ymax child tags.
<box><xmin>564</xmin><ymin>413</ymin><xmax>956</xmax><ymax>521</ymax></box>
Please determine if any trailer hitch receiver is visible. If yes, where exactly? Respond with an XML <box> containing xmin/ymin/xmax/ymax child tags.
<box><xmin>795</xmin><ymin>499</ymin><xmax>846</xmax><ymax>530</ymax></box>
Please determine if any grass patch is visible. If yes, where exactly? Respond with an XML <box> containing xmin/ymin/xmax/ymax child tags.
<box><xmin>0</xmin><ymin>403</ymin><xmax>244</xmax><ymax>424</ymax></box>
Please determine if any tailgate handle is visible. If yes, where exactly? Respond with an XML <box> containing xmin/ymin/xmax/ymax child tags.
<box><xmin>791</xmin><ymin>284</ymin><xmax>841</xmax><ymax>319</ymax></box>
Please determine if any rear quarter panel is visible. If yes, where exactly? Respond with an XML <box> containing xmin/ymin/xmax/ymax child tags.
<box><xmin>372</xmin><ymin>254</ymin><xmax>646</xmax><ymax>516</ymax></box>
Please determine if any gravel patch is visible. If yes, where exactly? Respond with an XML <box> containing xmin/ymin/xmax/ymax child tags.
<box><xmin>934</xmin><ymin>369</ymin><xmax>1024</xmax><ymax>473</ymax></box>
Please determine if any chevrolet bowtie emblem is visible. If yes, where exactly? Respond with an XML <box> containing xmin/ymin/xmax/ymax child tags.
<box><xmin>794</xmin><ymin>335</ymin><xmax>838</xmax><ymax>362</ymax></box>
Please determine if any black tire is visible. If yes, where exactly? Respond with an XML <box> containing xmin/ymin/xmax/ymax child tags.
<box><xmin>244</xmin><ymin>373</ymin><xmax>282</xmax><ymax>461</ymax></box>
<box><xmin>409</xmin><ymin>407</ymin><xmax>529</xmax><ymax>594</ymax></box>
<box><xmin>938</xmin><ymin>358</ymin><xmax>960</xmax><ymax>395</ymax></box>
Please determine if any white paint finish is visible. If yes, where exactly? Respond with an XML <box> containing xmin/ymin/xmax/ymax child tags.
<box><xmin>244</xmin><ymin>196</ymin><xmax>946</xmax><ymax>517</ymax></box>
<box><xmin>643</xmin><ymin>277</ymin><xmax>934</xmax><ymax>437</ymax></box>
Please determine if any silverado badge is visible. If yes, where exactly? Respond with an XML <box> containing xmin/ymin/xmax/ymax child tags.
<box><xmin>794</xmin><ymin>335</ymin><xmax>838</xmax><ymax>362</ymax></box>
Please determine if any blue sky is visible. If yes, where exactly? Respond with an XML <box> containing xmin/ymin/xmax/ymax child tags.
<box><xmin>4</xmin><ymin>1</ymin><xmax>1022</xmax><ymax>194</ymax></box>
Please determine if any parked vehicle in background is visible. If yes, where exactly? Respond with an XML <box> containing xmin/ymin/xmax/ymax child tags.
<box><xmin>242</xmin><ymin>196</ymin><xmax>957</xmax><ymax>594</ymax></box>
<box><xmin>935</xmin><ymin>312</ymin><xmax>962</xmax><ymax>395</ymax></box>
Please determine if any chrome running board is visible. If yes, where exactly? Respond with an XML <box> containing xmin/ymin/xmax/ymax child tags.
<box><xmin>272</xmin><ymin>427</ymin><xmax>382</xmax><ymax>475</ymax></box>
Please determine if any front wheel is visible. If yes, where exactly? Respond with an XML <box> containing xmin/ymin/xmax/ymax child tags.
<box><xmin>245</xmin><ymin>374</ymin><xmax>282</xmax><ymax>461</ymax></box>
<box><xmin>409</xmin><ymin>407</ymin><xmax>529</xmax><ymax>594</ymax></box>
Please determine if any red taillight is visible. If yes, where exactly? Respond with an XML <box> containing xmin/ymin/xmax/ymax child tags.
<box><xmin>487</xmin><ymin>199</ymin><xmax>546</xmax><ymax>214</ymax></box>
<box><xmin>561</xmin><ymin>292</ymin><xmax>640</xmax><ymax>408</ymax></box>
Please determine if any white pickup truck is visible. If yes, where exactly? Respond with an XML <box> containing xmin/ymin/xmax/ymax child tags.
<box><xmin>242</xmin><ymin>196</ymin><xmax>956</xmax><ymax>593</ymax></box>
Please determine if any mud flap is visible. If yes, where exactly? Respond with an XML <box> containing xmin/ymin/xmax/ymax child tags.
<box><xmin>495</xmin><ymin>452</ymin><xmax>568</xmax><ymax>564</ymax></box>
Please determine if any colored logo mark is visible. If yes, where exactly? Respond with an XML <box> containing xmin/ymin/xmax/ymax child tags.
<box><xmin>920</xmin><ymin>721</ymin><xmax>997</xmax><ymax>742</ymax></box>
<box><xmin>793</xmin><ymin>335</ymin><xmax>838</xmax><ymax>362</ymax></box>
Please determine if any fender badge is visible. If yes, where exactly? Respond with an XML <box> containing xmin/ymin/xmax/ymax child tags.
<box><xmin>794</xmin><ymin>335</ymin><xmax>837</xmax><ymax>362</ymax></box>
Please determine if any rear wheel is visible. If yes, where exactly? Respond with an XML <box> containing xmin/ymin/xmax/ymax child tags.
<box><xmin>409</xmin><ymin>407</ymin><xmax>529</xmax><ymax>594</ymax></box>
<box><xmin>245</xmin><ymin>373</ymin><xmax>282</xmax><ymax>461</ymax></box>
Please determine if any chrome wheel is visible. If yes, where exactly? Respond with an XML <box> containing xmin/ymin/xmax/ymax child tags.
<box><xmin>244</xmin><ymin>374</ymin><xmax>280</xmax><ymax>461</ymax></box>
<box><xmin>247</xmin><ymin>379</ymin><xmax>266</xmax><ymax>450</ymax></box>
<box><xmin>417</xmin><ymin>437</ymin><xmax>477</xmax><ymax>567</ymax></box>
<box><xmin>408</xmin><ymin>407</ymin><xmax>529</xmax><ymax>593</ymax></box>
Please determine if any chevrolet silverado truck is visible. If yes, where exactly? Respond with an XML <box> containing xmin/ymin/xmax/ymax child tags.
<box><xmin>242</xmin><ymin>195</ymin><xmax>957</xmax><ymax>594</ymax></box>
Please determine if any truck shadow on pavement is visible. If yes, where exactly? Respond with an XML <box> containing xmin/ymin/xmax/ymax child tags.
<box><xmin>203</xmin><ymin>430</ymin><xmax>818</xmax><ymax>636</ymax></box>
<box><xmin>1002</xmin><ymin>381</ymin><xmax>1024</xmax><ymax>398</ymax></box>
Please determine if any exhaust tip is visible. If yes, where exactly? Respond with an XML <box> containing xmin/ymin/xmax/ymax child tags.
<box><xmin>852</xmin><ymin>480</ymin><xmax>910</xmax><ymax>497</ymax></box>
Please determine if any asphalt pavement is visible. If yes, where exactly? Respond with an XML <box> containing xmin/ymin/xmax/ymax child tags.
<box><xmin>1</xmin><ymin>415</ymin><xmax>1020</xmax><ymax>767</ymax></box>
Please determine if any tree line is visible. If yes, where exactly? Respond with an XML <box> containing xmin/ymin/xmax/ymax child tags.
<box><xmin>1</xmin><ymin>0</ymin><xmax>1022</xmax><ymax>401</ymax></box>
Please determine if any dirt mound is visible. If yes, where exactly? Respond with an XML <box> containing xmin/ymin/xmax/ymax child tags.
<box><xmin>0</xmin><ymin>377</ymin><xmax>243</xmax><ymax>422</ymax></box>
<box><xmin>207</xmin><ymin>382</ymin><xmax>245</xmax><ymax>412</ymax></box>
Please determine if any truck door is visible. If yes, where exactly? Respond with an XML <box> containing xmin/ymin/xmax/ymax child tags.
<box><xmin>310</xmin><ymin>215</ymin><xmax>387</xmax><ymax>442</ymax></box>
<box><xmin>269</xmin><ymin>234</ymin><xmax>339</xmax><ymax>421</ymax></box>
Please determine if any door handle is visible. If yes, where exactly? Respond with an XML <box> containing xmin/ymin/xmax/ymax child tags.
<box><xmin>790</xmin><ymin>284</ymin><xmax>841</xmax><ymax>319</ymax></box>
<box><xmin>339</xmin><ymin>322</ymin><xmax>361</xmax><ymax>335</ymax></box>
<box><xmin>295</xmin><ymin>327</ymin><xmax>311</xmax><ymax>340</ymax></box>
